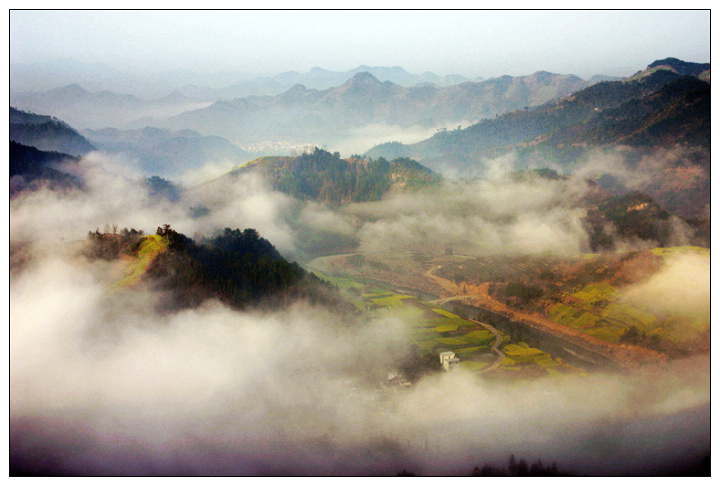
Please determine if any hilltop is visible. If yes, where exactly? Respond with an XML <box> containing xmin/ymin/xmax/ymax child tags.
<box><xmin>84</xmin><ymin>224</ymin><xmax>347</xmax><ymax>313</ymax></box>
<box><xmin>630</xmin><ymin>57</ymin><xmax>710</xmax><ymax>80</ymax></box>
<box><xmin>221</xmin><ymin>147</ymin><xmax>442</xmax><ymax>205</ymax></box>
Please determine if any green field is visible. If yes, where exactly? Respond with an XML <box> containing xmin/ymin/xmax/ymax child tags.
<box><xmin>312</xmin><ymin>272</ymin><xmax>500</xmax><ymax>366</ymax></box>
<box><xmin>434</xmin><ymin>323</ymin><xmax>459</xmax><ymax>332</ymax></box>
<box><xmin>432</xmin><ymin>307</ymin><xmax>459</xmax><ymax>318</ymax></box>
<box><xmin>371</xmin><ymin>294</ymin><xmax>414</xmax><ymax>307</ymax></box>
<box><xmin>571</xmin><ymin>283</ymin><xmax>615</xmax><ymax>306</ymax></box>
<box><xmin>650</xmin><ymin>246</ymin><xmax>708</xmax><ymax>257</ymax></box>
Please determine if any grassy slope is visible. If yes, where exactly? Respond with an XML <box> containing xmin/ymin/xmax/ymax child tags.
<box><xmin>110</xmin><ymin>235</ymin><xmax>169</xmax><ymax>290</ymax></box>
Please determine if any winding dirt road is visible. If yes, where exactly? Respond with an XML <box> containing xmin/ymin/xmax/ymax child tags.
<box><xmin>425</xmin><ymin>264</ymin><xmax>506</xmax><ymax>372</ymax></box>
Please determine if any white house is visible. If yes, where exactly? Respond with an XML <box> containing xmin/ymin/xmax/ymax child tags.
<box><xmin>439</xmin><ymin>351</ymin><xmax>460</xmax><ymax>371</ymax></box>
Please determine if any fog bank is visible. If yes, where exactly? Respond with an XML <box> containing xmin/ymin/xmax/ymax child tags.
<box><xmin>10</xmin><ymin>246</ymin><xmax>710</xmax><ymax>475</ymax></box>
<box><xmin>9</xmin><ymin>150</ymin><xmax>710</xmax><ymax>475</ymax></box>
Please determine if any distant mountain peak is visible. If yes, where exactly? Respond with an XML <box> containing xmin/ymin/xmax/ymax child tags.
<box><xmin>51</xmin><ymin>83</ymin><xmax>90</xmax><ymax>95</ymax></box>
<box><xmin>352</xmin><ymin>65</ymin><xmax>409</xmax><ymax>74</ymax></box>
<box><xmin>648</xmin><ymin>57</ymin><xmax>707</xmax><ymax>68</ymax></box>
<box><xmin>284</xmin><ymin>83</ymin><xmax>309</xmax><ymax>95</ymax></box>
<box><xmin>346</xmin><ymin>71</ymin><xmax>382</xmax><ymax>84</ymax></box>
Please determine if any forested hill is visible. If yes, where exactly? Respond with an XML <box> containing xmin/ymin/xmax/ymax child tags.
<box><xmin>228</xmin><ymin>148</ymin><xmax>442</xmax><ymax>205</ymax></box>
<box><xmin>85</xmin><ymin>225</ymin><xmax>346</xmax><ymax>313</ymax></box>
<box><xmin>10</xmin><ymin>106</ymin><xmax>96</xmax><ymax>156</ymax></box>
<box><xmin>10</xmin><ymin>107</ymin><xmax>92</xmax><ymax>196</ymax></box>
<box><xmin>10</xmin><ymin>141</ymin><xmax>83</xmax><ymax>195</ymax></box>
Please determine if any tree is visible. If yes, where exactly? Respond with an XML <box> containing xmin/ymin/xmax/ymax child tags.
<box><xmin>516</xmin><ymin>459</ymin><xmax>529</xmax><ymax>476</ymax></box>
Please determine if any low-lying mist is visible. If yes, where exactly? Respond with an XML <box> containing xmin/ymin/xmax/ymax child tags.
<box><xmin>10</xmin><ymin>149</ymin><xmax>710</xmax><ymax>475</ymax></box>
<box><xmin>323</xmin><ymin>122</ymin><xmax>464</xmax><ymax>157</ymax></box>
<box><xmin>9</xmin><ymin>247</ymin><xmax>711</xmax><ymax>475</ymax></box>
<box><xmin>12</xmin><ymin>144</ymin><xmax>703</xmax><ymax>259</ymax></box>
<box><xmin>617</xmin><ymin>250</ymin><xmax>711</xmax><ymax>325</ymax></box>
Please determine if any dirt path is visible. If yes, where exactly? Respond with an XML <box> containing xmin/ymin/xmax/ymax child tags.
<box><xmin>423</xmin><ymin>264</ymin><xmax>460</xmax><ymax>296</ymax></box>
<box><xmin>425</xmin><ymin>265</ymin><xmax>506</xmax><ymax>372</ymax></box>
<box><xmin>470</xmin><ymin>315</ymin><xmax>506</xmax><ymax>373</ymax></box>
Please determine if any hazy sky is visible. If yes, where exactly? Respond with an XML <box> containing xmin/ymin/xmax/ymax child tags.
<box><xmin>10</xmin><ymin>10</ymin><xmax>709</xmax><ymax>79</ymax></box>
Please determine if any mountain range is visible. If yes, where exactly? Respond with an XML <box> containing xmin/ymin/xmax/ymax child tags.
<box><xmin>11</xmin><ymin>68</ymin><xmax>590</xmax><ymax>146</ymax></box>
<box><xmin>368</xmin><ymin>59</ymin><xmax>710</xmax><ymax>163</ymax></box>
<box><xmin>10</xmin><ymin>60</ymin><xmax>485</xmax><ymax>99</ymax></box>
<box><xmin>9</xmin><ymin>58</ymin><xmax>710</xmax><ymax>233</ymax></box>
<box><xmin>367</xmin><ymin>59</ymin><xmax>710</xmax><ymax>219</ymax></box>
<box><xmin>10</xmin><ymin>84</ymin><xmax>211</xmax><ymax>130</ymax></box>
<box><xmin>154</xmin><ymin>70</ymin><xmax>589</xmax><ymax>146</ymax></box>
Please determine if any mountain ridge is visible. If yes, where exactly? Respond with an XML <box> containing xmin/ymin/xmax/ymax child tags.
<box><xmin>156</xmin><ymin>70</ymin><xmax>589</xmax><ymax>145</ymax></box>
<box><xmin>10</xmin><ymin>106</ymin><xmax>96</xmax><ymax>156</ymax></box>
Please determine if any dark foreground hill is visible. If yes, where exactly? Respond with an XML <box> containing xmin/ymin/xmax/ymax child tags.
<box><xmin>10</xmin><ymin>141</ymin><xmax>83</xmax><ymax>195</ymax></box>
<box><xmin>10</xmin><ymin>108</ymin><xmax>92</xmax><ymax>196</ymax></box>
<box><xmin>85</xmin><ymin>225</ymin><xmax>348</xmax><ymax>313</ymax></box>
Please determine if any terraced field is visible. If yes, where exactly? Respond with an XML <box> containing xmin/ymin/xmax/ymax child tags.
<box><xmin>313</xmin><ymin>269</ymin><xmax>586</xmax><ymax>378</ymax></box>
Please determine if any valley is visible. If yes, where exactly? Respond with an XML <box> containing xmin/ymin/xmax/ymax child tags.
<box><xmin>9</xmin><ymin>11</ymin><xmax>710</xmax><ymax>475</ymax></box>
<box><xmin>307</xmin><ymin>246</ymin><xmax>699</xmax><ymax>377</ymax></box>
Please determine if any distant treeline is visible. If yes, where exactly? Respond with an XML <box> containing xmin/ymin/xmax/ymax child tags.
<box><xmin>397</xmin><ymin>451</ymin><xmax>710</xmax><ymax>476</ymax></box>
